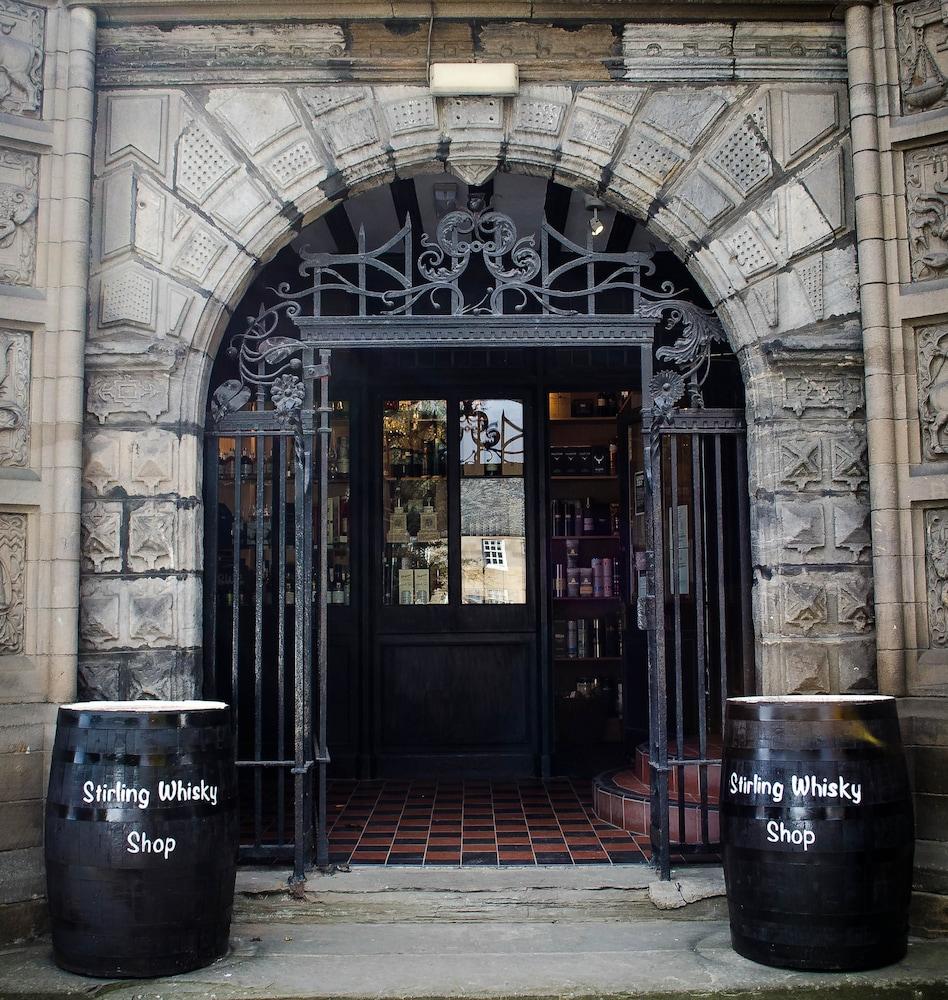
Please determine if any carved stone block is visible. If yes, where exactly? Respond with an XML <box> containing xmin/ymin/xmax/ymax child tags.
<box><xmin>0</xmin><ymin>329</ymin><xmax>29</xmax><ymax>467</ymax></box>
<box><xmin>0</xmin><ymin>511</ymin><xmax>25</xmax><ymax>654</ymax></box>
<box><xmin>86</xmin><ymin>371</ymin><xmax>171</xmax><ymax>423</ymax></box>
<box><xmin>709</xmin><ymin>114</ymin><xmax>773</xmax><ymax>196</ymax></box>
<box><xmin>79</xmin><ymin>501</ymin><xmax>122</xmax><ymax>573</ymax></box>
<box><xmin>783</xmin><ymin>374</ymin><xmax>864</xmax><ymax>417</ymax></box>
<box><xmin>925</xmin><ymin>507</ymin><xmax>948</xmax><ymax>647</ymax></box>
<box><xmin>781</xmin><ymin>641</ymin><xmax>830</xmax><ymax>693</ymax></box>
<box><xmin>640</xmin><ymin>89</ymin><xmax>728</xmax><ymax>147</ymax></box>
<box><xmin>513</xmin><ymin>98</ymin><xmax>565</xmax><ymax>136</ymax></box>
<box><xmin>0</xmin><ymin>2</ymin><xmax>44</xmax><ymax>117</ymax></box>
<box><xmin>779</xmin><ymin>435</ymin><xmax>822</xmax><ymax>489</ymax></box>
<box><xmin>906</xmin><ymin>143</ymin><xmax>948</xmax><ymax>281</ymax></box>
<box><xmin>130</xmin><ymin>432</ymin><xmax>176</xmax><ymax>494</ymax></box>
<box><xmin>830</xmin><ymin>435</ymin><xmax>869</xmax><ymax>489</ymax></box>
<box><xmin>917</xmin><ymin>322</ymin><xmax>948</xmax><ymax>458</ymax></box>
<box><xmin>897</xmin><ymin>0</ymin><xmax>948</xmax><ymax>115</ymax></box>
<box><xmin>783</xmin><ymin>580</ymin><xmax>828</xmax><ymax>634</ymax></box>
<box><xmin>128</xmin><ymin>501</ymin><xmax>175</xmax><ymax>573</ymax></box>
<box><xmin>175</xmin><ymin>120</ymin><xmax>238</xmax><ymax>205</ymax></box>
<box><xmin>78</xmin><ymin>650</ymin><xmax>200</xmax><ymax>702</ymax></box>
<box><xmin>837</xmin><ymin>575</ymin><xmax>874</xmax><ymax>633</ymax></box>
<box><xmin>104</xmin><ymin>94</ymin><xmax>169</xmax><ymax>170</ymax></box>
<box><xmin>837</xmin><ymin>639</ymin><xmax>877</xmax><ymax>692</ymax></box>
<box><xmin>173</xmin><ymin>225</ymin><xmax>227</xmax><ymax>282</ymax></box>
<box><xmin>98</xmin><ymin>264</ymin><xmax>158</xmax><ymax>331</ymax></box>
<box><xmin>128</xmin><ymin>590</ymin><xmax>174</xmax><ymax>645</ymax></box>
<box><xmin>208</xmin><ymin>88</ymin><xmax>300</xmax><ymax>154</ymax></box>
<box><xmin>323</xmin><ymin>107</ymin><xmax>380</xmax><ymax>156</ymax></box>
<box><xmin>382</xmin><ymin>94</ymin><xmax>436</xmax><ymax>135</ymax></box>
<box><xmin>0</xmin><ymin>147</ymin><xmax>37</xmax><ymax>286</ymax></box>
<box><xmin>566</xmin><ymin>107</ymin><xmax>624</xmax><ymax>154</ymax></box>
<box><xmin>779</xmin><ymin>500</ymin><xmax>826</xmax><ymax>554</ymax></box>
<box><xmin>265</xmin><ymin>139</ymin><xmax>322</xmax><ymax>189</ymax></box>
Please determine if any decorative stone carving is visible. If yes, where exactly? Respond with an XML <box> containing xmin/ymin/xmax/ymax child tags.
<box><xmin>838</xmin><ymin>576</ymin><xmax>874</xmax><ymax>633</ymax></box>
<box><xmin>128</xmin><ymin>502</ymin><xmax>175</xmax><ymax>573</ymax></box>
<box><xmin>724</xmin><ymin>224</ymin><xmax>775</xmax><ymax>278</ymax></box>
<box><xmin>80</xmin><ymin>501</ymin><xmax>122</xmax><ymax>573</ymax></box>
<box><xmin>79</xmin><ymin>593</ymin><xmax>120</xmax><ymax>647</ymax></box>
<box><xmin>266</xmin><ymin>140</ymin><xmax>321</xmax><ymax>189</ymax></box>
<box><xmin>640</xmin><ymin>89</ymin><xmax>728</xmax><ymax>147</ymax></box>
<box><xmin>208</xmin><ymin>89</ymin><xmax>300</xmax><ymax>155</ymax></box>
<box><xmin>567</xmin><ymin>108</ymin><xmax>624</xmax><ymax>154</ymax></box>
<box><xmin>925</xmin><ymin>507</ymin><xmax>948</xmax><ymax>646</ymax></box>
<box><xmin>513</xmin><ymin>99</ymin><xmax>565</xmax><ymax>135</ymax></box>
<box><xmin>0</xmin><ymin>329</ymin><xmax>29</xmax><ymax>467</ymax></box>
<box><xmin>783</xmin><ymin>374</ymin><xmax>864</xmax><ymax>417</ymax></box>
<box><xmin>780</xmin><ymin>436</ymin><xmax>822</xmax><ymax>489</ymax></box>
<box><xmin>619</xmin><ymin>130</ymin><xmax>681</xmax><ymax>185</ymax></box>
<box><xmin>99</xmin><ymin>265</ymin><xmax>157</xmax><ymax>331</ymax></box>
<box><xmin>780</xmin><ymin>501</ymin><xmax>826</xmax><ymax>554</ymax></box>
<box><xmin>323</xmin><ymin>107</ymin><xmax>380</xmax><ymax>156</ymax></box>
<box><xmin>784</xmin><ymin>581</ymin><xmax>828</xmax><ymax>633</ymax></box>
<box><xmin>300</xmin><ymin>86</ymin><xmax>365</xmax><ymax>118</ymax></box>
<box><xmin>479</xmin><ymin>22</ymin><xmax>614</xmax><ymax>70</ymax></box>
<box><xmin>673</xmin><ymin>172</ymin><xmax>733</xmax><ymax>227</ymax></box>
<box><xmin>0</xmin><ymin>511</ymin><xmax>25</xmax><ymax>654</ymax></box>
<box><xmin>175</xmin><ymin>120</ymin><xmax>238</xmax><ymax>205</ymax></box>
<box><xmin>833</xmin><ymin>502</ymin><xmax>871</xmax><ymax>557</ymax></box>
<box><xmin>0</xmin><ymin>147</ymin><xmax>37</xmax><ymax>286</ymax></box>
<box><xmin>781</xmin><ymin>641</ymin><xmax>830</xmax><ymax>693</ymax></box>
<box><xmin>782</xmin><ymin>90</ymin><xmax>838</xmax><ymax>162</ymax></box>
<box><xmin>622</xmin><ymin>23</ymin><xmax>847</xmax><ymax>81</ymax></box>
<box><xmin>830</xmin><ymin>437</ymin><xmax>869</xmax><ymax>489</ymax></box>
<box><xmin>709</xmin><ymin>115</ymin><xmax>773</xmax><ymax>196</ymax></box>
<box><xmin>129</xmin><ymin>591</ymin><xmax>174</xmax><ymax>644</ymax></box>
<box><xmin>83</xmin><ymin>433</ymin><xmax>121</xmax><ymax>495</ymax></box>
<box><xmin>130</xmin><ymin>433</ymin><xmax>175</xmax><ymax>494</ymax></box>
<box><xmin>86</xmin><ymin>371</ymin><xmax>170</xmax><ymax>423</ymax></box>
<box><xmin>906</xmin><ymin>143</ymin><xmax>948</xmax><ymax>280</ymax></box>
<box><xmin>897</xmin><ymin>0</ymin><xmax>948</xmax><ymax>115</ymax></box>
<box><xmin>443</xmin><ymin>97</ymin><xmax>502</xmax><ymax>132</ymax></box>
<box><xmin>751</xmin><ymin>276</ymin><xmax>779</xmax><ymax>327</ymax></box>
<box><xmin>104</xmin><ymin>95</ymin><xmax>169</xmax><ymax>170</ymax></box>
<box><xmin>383</xmin><ymin>95</ymin><xmax>436</xmax><ymax>135</ymax></box>
<box><xmin>917</xmin><ymin>323</ymin><xmax>948</xmax><ymax>458</ymax></box>
<box><xmin>173</xmin><ymin>226</ymin><xmax>226</xmax><ymax>282</ymax></box>
<box><xmin>796</xmin><ymin>255</ymin><xmax>825</xmax><ymax>319</ymax></box>
<box><xmin>0</xmin><ymin>1</ymin><xmax>44</xmax><ymax>117</ymax></box>
<box><xmin>98</xmin><ymin>23</ymin><xmax>347</xmax><ymax>86</ymax></box>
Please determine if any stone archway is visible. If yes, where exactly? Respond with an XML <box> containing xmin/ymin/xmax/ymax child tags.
<box><xmin>79</xmin><ymin>79</ymin><xmax>873</xmax><ymax>703</ymax></box>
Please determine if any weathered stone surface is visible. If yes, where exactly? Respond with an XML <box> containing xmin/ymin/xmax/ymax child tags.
<box><xmin>0</xmin><ymin>1</ymin><xmax>44</xmax><ymax>118</ymax></box>
<box><xmin>925</xmin><ymin>508</ymin><xmax>948</xmax><ymax>648</ymax></box>
<box><xmin>0</xmin><ymin>330</ymin><xmax>29</xmax><ymax>468</ymax></box>
<box><xmin>906</xmin><ymin>142</ymin><xmax>948</xmax><ymax>282</ymax></box>
<box><xmin>917</xmin><ymin>322</ymin><xmax>948</xmax><ymax>459</ymax></box>
<box><xmin>0</xmin><ymin>147</ymin><xmax>36</xmax><ymax>287</ymax></box>
<box><xmin>77</xmin><ymin>649</ymin><xmax>201</xmax><ymax>702</ymax></box>
<box><xmin>897</xmin><ymin>0</ymin><xmax>948</xmax><ymax>116</ymax></box>
<box><xmin>79</xmin><ymin>501</ymin><xmax>122</xmax><ymax>574</ymax></box>
<box><xmin>0</xmin><ymin>513</ymin><xmax>25</xmax><ymax>655</ymax></box>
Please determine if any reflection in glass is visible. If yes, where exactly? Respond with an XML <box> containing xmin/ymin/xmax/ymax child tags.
<box><xmin>459</xmin><ymin>400</ymin><xmax>527</xmax><ymax>605</ymax></box>
<box><xmin>382</xmin><ymin>400</ymin><xmax>449</xmax><ymax>605</ymax></box>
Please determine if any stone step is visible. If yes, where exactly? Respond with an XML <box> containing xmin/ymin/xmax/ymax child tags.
<box><xmin>233</xmin><ymin>865</ymin><xmax>728</xmax><ymax>925</ymax></box>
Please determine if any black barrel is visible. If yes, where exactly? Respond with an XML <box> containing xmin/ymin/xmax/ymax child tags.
<box><xmin>45</xmin><ymin>701</ymin><xmax>238</xmax><ymax>978</ymax></box>
<box><xmin>721</xmin><ymin>695</ymin><xmax>914</xmax><ymax>971</ymax></box>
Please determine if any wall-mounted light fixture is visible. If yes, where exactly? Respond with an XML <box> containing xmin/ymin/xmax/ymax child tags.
<box><xmin>429</xmin><ymin>63</ymin><xmax>519</xmax><ymax>96</ymax></box>
<box><xmin>585</xmin><ymin>195</ymin><xmax>605</xmax><ymax>237</ymax></box>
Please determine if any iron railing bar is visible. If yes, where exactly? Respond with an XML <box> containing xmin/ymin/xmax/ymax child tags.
<box><xmin>692</xmin><ymin>433</ymin><xmax>710</xmax><ymax>846</ymax></box>
<box><xmin>315</xmin><ymin>350</ymin><xmax>331</xmax><ymax>869</ymax></box>
<box><xmin>669</xmin><ymin>434</ymin><xmax>685</xmax><ymax>847</ymax></box>
<box><xmin>714</xmin><ymin>435</ymin><xmax>728</xmax><ymax>733</ymax></box>
<box><xmin>253</xmin><ymin>425</ymin><xmax>265</xmax><ymax>850</ymax></box>
<box><xmin>231</xmin><ymin>436</ymin><xmax>242</xmax><ymax>761</ymax></box>
<box><xmin>236</xmin><ymin>759</ymin><xmax>310</xmax><ymax>768</ymax></box>
<box><xmin>277</xmin><ymin>437</ymin><xmax>287</xmax><ymax>848</ymax></box>
<box><xmin>292</xmin><ymin>425</ymin><xmax>307</xmax><ymax>883</ymax></box>
<box><xmin>736</xmin><ymin>437</ymin><xmax>754</xmax><ymax>695</ymax></box>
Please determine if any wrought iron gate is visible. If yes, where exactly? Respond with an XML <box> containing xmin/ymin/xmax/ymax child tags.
<box><xmin>204</xmin><ymin>196</ymin><xmax>750</xmax><ymax>880</ymax></box>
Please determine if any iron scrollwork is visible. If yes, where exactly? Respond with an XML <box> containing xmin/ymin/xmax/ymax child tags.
<box><xmin>212</xmin><ymin>199</ymin><xmax>725</xmax><ymax>424</ymax></box>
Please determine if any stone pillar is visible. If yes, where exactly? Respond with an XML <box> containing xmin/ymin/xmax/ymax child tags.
<box><xmin>845</xmin><ymin>2</ymin><xmax>905</xmax><ymax>696</ymax></box>
<box><xmin>0</xmin><ymin>3</ymin><xmax>96</xmax><ymax>943</ymax></box>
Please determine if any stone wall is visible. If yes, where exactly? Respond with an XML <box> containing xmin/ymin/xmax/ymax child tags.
<box><xmin>80</xmin><ymin>16</ymin><xmax>870</xmax><ymax>707</ymax></box>
<box><xmin>0</xmin><ymin>2</ymin><xmax>96</xmax><ymax>943</ymax></box>
<box><xmin>855</xmin><ymin>0</ymin><xmax>948</xmax><ymax>923</ymax></box>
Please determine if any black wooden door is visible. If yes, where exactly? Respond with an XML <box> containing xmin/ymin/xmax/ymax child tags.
<box><xmin>371</xmin><ymin>388</ymin><xmax>539</xmax><ymax>777</ymax></box>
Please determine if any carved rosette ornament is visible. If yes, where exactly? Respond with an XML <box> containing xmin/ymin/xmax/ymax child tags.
<box><xmin>212</xmin><ymin>200</ymin><xmax>724</xmax><ymax>428</ymax></box>
<box><xmin>925</xmin><ymin>507</ymin><xmax>948</xmax><ymax>646</ymax></box>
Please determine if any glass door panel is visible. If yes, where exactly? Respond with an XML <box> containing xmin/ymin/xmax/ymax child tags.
<box><xmin>459</xmin><ymin>399</ymin><xmax>527</xmax><ymax>605</ymax></box>
<box><xmin>381</xmin><ymin>399</ymin><xmax>449</xmax><ymax>605</ymax></box>
<box><xmin>327</xmin><ymin>401</ymin><xmax>351</xmax><ymax>605</ymax></box>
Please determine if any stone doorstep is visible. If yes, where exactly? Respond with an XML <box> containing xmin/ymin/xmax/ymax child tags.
<box><xmin>233</xmin><ymin>865</ymin><xmax>729</xmax><ymax>925</ymax></box>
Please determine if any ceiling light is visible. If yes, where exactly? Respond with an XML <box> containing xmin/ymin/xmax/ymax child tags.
<box><xmin>589</xmin><ymin>208</ymin><xmax>604</xmax><ymax>237</ymax></box>
<box><xmin>429</xmin><ymin>63</ymin><xmax>519</xmax><ymax>96</ymax></box>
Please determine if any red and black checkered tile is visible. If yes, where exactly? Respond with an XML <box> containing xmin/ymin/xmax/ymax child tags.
<box><xmin>327</xmin><ymin>779</ymin><xmax>649</xmax><ymax>866</ymax></box>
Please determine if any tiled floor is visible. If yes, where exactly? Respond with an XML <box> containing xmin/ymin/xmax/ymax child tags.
<box><xmin>327</xmin><ymin>778</ymin><xmax>651</xmax><ymax>866</ymax></box>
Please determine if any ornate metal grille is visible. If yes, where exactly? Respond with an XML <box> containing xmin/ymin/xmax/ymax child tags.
<box><xmin>207</xmin><ymin>199</ymin><xmax>740</xmax><ymax>882</ymax></box>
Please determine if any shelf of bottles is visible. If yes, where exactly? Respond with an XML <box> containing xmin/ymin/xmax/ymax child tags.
<box><xmin>214</xmin><ymin>400</ymin><xmax>352</xmax><ymax>614</ymax></box>
<box><xmin>382</xmin><ymin>399</ymin><xmax>449</xmax><ymax>605</ymax></box>
<box><xmin>549</xmin><ymin>390</ymin><xmax>628</xmax><ymax>745</ymax></box>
